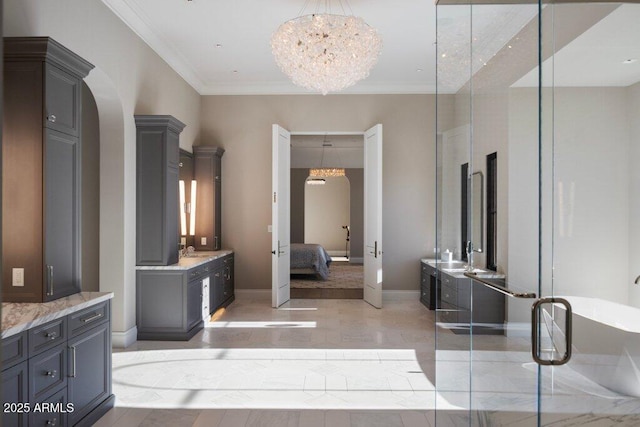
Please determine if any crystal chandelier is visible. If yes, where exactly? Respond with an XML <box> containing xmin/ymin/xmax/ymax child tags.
<box><xmin>271</xmin><ymin>2</ymin><xmax>382</xmax><ymax>95</ymax></box>
<box><xmin>308</xmin><ymin>138</ymin><xmax>346</xmax><ymax>181</ymax></box>
<box><xmin>309</xmin><ymin>168</ymin><xmax>345</xmax><ymax>178</ymax></box>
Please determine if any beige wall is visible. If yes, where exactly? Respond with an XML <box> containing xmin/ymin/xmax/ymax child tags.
<box><xmin>201</xmin><ymin>95</ymin><xmax>436</xmax><ymax>291</ymax></box>
<box><xmin>345</xmin><ymin>169</ymin><xmax>364</xmax><ymax>260</ymax></box>
<box><xmin>305</xmin><ymin>176</ymin><xmax>350</xmax><ymax>253</ymax></box>
<box><xmin>82</xmin><ymin>82</ymin><xmax>100</xmax><ymax>293</ymax></box>
<box><xmin>4</xmin><ymin>0</ymin><xmax>202</xmax><ymax>345</ymax></box>
<box><xmin>290</xmin><ymin>169</ymin><xmax>308</xmax><ymax>243</ymax></box>
<box><xmin>629</xmin><ymin>82</ymin><xmax>640</xmax><ymax>308</ymax></box>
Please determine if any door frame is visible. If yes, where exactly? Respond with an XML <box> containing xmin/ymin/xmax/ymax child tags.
<box><xmin>272</xmin><ymin>129</ymin><xmax>382</xmax><ymax>303</ymax></box>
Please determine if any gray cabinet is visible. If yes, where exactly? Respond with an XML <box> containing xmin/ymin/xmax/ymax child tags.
<box><xmin>136</xmin><ymin>269</ymin><xmax>204</xmax><ymax>341</ymax></box>
<box><xmin>135</xmin><ymin>115</ymin><xmax>186</xmax><ymax>266</ymax></box>
<box><xmin>194</xmin><ymin>146</ymin><xmax>225</xmax><ymax>251</ymax></box>
<box><xmin>68</xmin><ymin>322</ymin><xmax>111</xmax><ymax>426</ymax></box>
<box><xmin>420</xmin><ymin>262</ymin><xmax>439</xmax><ymax>310</ymax></box>
<box><xmin>1</xmin><ymin>299</ymin><xmax>113</xmax><ymax>427</ymax></box>
<box><xmin>1</xmin><ymin>361</ymin><xmax>28</xmax><ymax>427</ymax></box>
<box><xmin>2</xmin><ymin>37</ymin><xmax>93</xmax><ymax>303</ymax></box>
<box><xmin>439</xmin><ymin>272</ymin><xmax>505</xmax><ymax>335</ymax></box>
<box><xmin>137</xmin><ymin>253</ymin><xmax>235</xmax><ymax>340</ymax></box>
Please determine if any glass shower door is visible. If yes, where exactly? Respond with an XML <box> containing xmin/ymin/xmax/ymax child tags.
<box><xmin>436</xmin><ymin>0</ymin><xmax>640</xmax><ymax>425</ymax></box>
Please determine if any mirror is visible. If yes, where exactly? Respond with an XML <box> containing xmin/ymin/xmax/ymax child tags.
<box><xmin>179</xmin><ymin>149</ymin><xmax>195</xmax><ymax>248</ymax></box>
<box><xmin>470</xmin><ymin>171</ymin><xmax>483</xmax><ymax>254</ymax></box>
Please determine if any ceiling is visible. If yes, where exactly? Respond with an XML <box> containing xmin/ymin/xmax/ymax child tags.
<box><xmin>101</xmin><ymin>0</ymin><xmax>436</xmax><ymax>95</ymax></box>
<box><xmin>291</xmin><ymin>134</ymin><xmax>363</xmax><ymax>169</ymax></box>
<box><xmin>102</xmin><ymin>1</ymin><xmax>640</xmax><ymax>97</ymax></box>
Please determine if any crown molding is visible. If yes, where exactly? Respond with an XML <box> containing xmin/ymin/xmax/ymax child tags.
<box><xmin>101</xmin><ymin>0</ymin><xmax>205</xmax><ymax>93</ymax></box>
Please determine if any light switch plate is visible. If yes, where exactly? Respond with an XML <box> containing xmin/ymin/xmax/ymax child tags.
<box><xmin>201</xmin><ymin>237</ymin><xmax>207</xmax><ymax>245</ymax></box>
<box><xmin>268</xmin><ymin>225</ymin><xmax>273</xmax><ymax>233</ymax></box>
<box><xmin>12</xmin><ymin>268</ymin><xmax>24</xmax><ymax>287</ymax></box>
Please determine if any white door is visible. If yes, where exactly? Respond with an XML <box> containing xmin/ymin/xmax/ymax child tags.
<box><xmin>364</xmin><ymin>124</ymin><xmax>383</xmax><ymax>308</ymax></box>
<box><xmin>272</xmin><ymin>124</ymin><xmax>291</xmax><ymax>308</ymax></box>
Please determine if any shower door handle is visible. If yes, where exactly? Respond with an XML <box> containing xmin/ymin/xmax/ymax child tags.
<box><xmin>531</xmin><ymin>297</ymin><xmax>573</xmax><ymax>366</ymax></box>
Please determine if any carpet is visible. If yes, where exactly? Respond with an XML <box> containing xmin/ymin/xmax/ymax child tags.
<box><xmin>291</xmin><ymin>262</ymin><xmax>363</xmax><ymax>289</ymax></box>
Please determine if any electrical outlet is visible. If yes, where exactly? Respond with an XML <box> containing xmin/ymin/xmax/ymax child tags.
<box><xmin>12</xmin><ymin>268</ymin><xmax>24</xmax><ymax>287</ymax></box>
<box><xmin>267</xmin><ymin>225</ymin><xmax>273</xmax><ymax>233</ymax></box>
<box><xmin>201</xmin><ymin>237</ymin><xmax>207</xmax><ymax>246</ymax></box>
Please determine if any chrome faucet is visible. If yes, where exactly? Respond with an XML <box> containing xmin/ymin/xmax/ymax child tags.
<box><xmin>466</xmin><ymin>241</ymin><xmax>474</xmax><ymax>272</ymax></box>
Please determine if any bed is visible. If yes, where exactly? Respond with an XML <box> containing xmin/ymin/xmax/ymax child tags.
<box><xmin>290</xmin><ymin>243</ymin><xmax>332</xmax><ymax>280</ymax></box>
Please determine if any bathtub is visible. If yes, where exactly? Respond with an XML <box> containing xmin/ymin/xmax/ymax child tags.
<box><xmin>547</xmin><ymin>296</ymin><xmax>640</xmax><ymax>397</ymax></box>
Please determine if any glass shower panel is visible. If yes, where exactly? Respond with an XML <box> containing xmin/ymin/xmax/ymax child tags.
<box><xmin>435</xmin><ymin>2</ymin><xmax>473</xmax><ymax>424</ymax></box>
<box><xmin>468</xmin><ymin>1</ymin><xmax>542</xmax><ymax>420</ymax></box>
<box><xmin>541</xmin><ymin>1</ymin><xmax>640</xmax><ymax>423</ymax></box>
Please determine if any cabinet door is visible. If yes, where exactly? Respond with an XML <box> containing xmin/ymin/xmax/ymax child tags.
<box><xmin>222</xmin><ymin>257</ymin><xmax>234</xmax><ymax>302</ymax></box>
<box><xmin>68</xmin><ymin>322</ymin><xmax>111</xmax><ymax>426</ymax></box>
<box><xmin>187</xmin><ymin>279</ymin><xmax>203</xmax><ymax>331</ymax></box>
<box><xmin>44</xmin><ymin>62</ymin><xmax>81</xmax><ymax>137</ymax></box>
<box><xmin>210</xmin><ymin>267</ymin><xmax>224</xmax><ymax>312</ymax></box>
<box><xmin>1</xmin><ymin>361</ymin><xmax>28</xmax><ymax>427</ymax></box>
<box><xmin>44</xmin><ymin>128</ymin><xmax>81</xmax><ymax>301</ymax></box>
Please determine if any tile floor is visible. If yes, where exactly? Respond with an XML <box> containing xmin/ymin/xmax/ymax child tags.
<box><xmin>95</xmin><ymin>296</ymin><xmax>640</xmax><ymax>427</ymax></box>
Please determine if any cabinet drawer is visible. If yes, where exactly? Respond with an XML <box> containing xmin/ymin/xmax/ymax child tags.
<box><xmin>2</xmin><ymin>331</ymin><xmax>28</xmax><ymax>369</ymax></box>
<box><xmin>441</xmin><ymin>284</ymin><xmax>457</xmax><ymax>305</ymax></box>
<box><xmin>29</xmin><ymin>344</ymin><xmax>67</xmax><ymax>401</ymax></box>
<box><xmin>68</xmin><ymin>301</ymin><xmax>110</xmax><ymax>338</ymax></box>
<box><xmin>188</xmin><ymin>263</ymin><xmax>211</xmax><ymax>282</ymax></box>
<box><xmin>30</xmin><ymin>387</ymin><xmax>68</xmax><ymax>427</ymax></box>
<box><xmin>438</xmin><ymin>309</ymin><xmax>457</xmax><ymax>324</ymax></box>
<box><xmin>29</xmin><ymin>317</ymin><xmax>67</xmax><ymax>356</ymax></box>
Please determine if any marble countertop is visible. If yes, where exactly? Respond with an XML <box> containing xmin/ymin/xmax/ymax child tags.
<box><xmin>1</xmin><ymin>291</ymin><xmax>114</xmax><ymax>339</ymax></box>
<box><xmin>135</xmin><ymin>249</ymin><xmax>233</xmax><ymax>271</ymax></box>
<box><xmin>420</xmin><ymin>258</ymin><xmax>505</xmax><ymax>279</ymax></box>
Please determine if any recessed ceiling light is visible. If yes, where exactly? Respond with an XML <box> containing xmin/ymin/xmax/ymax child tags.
<box><xmin>622</xmin><ymin>59</ymin><xmax>637</xmax><ymax>64</ymax></box>
<box><xmin>215</xmin><ymin>44</ymin><xmax>223</xmax><ymax>48</ymax></box>
<box><xmin>416</xmin><ymin>68</ymin><xmax>423</xmax><ymax>72</ymax></box>
<box><xmin>232</xmin><ymin>70</ymin><xmax>238</xmax><ymax>74</ymax></box>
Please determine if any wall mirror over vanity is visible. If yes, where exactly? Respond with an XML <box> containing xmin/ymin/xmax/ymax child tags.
<box><xmin>135</xmin><ymin>116</ymin><xmax>233</xmax><ymax>342</ymax></box>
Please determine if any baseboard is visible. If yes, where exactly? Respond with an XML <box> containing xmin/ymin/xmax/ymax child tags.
<box><xmin>505</xmin><ymin>321</ymin><xmax>530</xmax><ymax>338</ymax></box>
<box><xmin>327</xmin><ymin>250</ymin><xmax>349</xmax><ymax>256</ymax></box>
<box><xmin>235</xmin><ymin>289</ymin><xmax>271</xmax><ymax>301</ymax></box>
<box><xmin>112</xmin><ymin>326</ymin><xmax>137</xmax><ymax>348</ymax></box>
<box><xmin>382</xmin><ymin>290</ymin><xmax>421</xmax><ymax>301</ymax></box>
<box><xmin>348</xmin><ymin>257</ymin><xmax>363</xmax><ymax>264</ymax></box>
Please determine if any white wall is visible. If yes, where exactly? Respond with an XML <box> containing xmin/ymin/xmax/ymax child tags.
<box><xmin>627</xmin><ymin>82</ymin><xmax>640</xmax><ymax>308</ymax></box>
<box><xmin>304</xmin><ymin>176</ymin><xmax>350</xmax><ymax>253</ymax></box>
<box><xmin>4</xmin><ymin>0</ymin><xmax>202</xmax><ymax>346</ymax></box>
<box><xmin>509</xmin><ymin>87</ymin><xmax>633</xmax><ymax>309</ymax></box>
<box><xmin>200</xmin><ymin>94</ymin><xmax>436</xmax><ymax>291</ymax></box>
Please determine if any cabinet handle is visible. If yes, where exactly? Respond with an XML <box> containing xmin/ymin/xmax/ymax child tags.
<box><xmin>46</xmin><ymin>265</ymin><xmax>54</xmax><ymax>296</ymax></box>
<box><xmin>45</xmin><ymin>370</ymin><xmax>57</xmax><ymax>378</ymax></box>
<box><xmin>46</xmin><ymin>418</ymin><xmax>57</xmax><ymax>426</ymax></box>
<box><xmin>214</xmin><ymin>236</ymin><xmax>219</xmax><ymax>250</ymax></box>
<box><xmin>47</xmin><ymin>114</ymin><xmax>57</xmax><ymax>123</ymax></box>
<box><xmin>215</xmin><ymin>273</ymin><xmax>221</xmax><ymax>277</ymax></box>
<box><xmin>70</xmin><ymin>346</ymin><xmax>77</xmax><ymax>377</ymax></box>
<box><xmin>81</xmin><ymin>312</ymin><xmax>103</xmax><ymax>323</ymax></box>
<box><xmin>45</xmin><ymin>331</ymin><xmax>58</xmax><ymax>340</ymax></box>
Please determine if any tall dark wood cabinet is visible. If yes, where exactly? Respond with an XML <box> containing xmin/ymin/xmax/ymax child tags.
<box><xmin>194</xmin><ymin>146</ymin><xmax>224</xmax><ymax>251</ymax></box>
<box><xmin>135</xmin><ymin>115</ymin><xmax>185</xmax><ymax>266</ymax></box>
<box><xmin>2</xmin><ymin>37</ymin><xmax>93</xmax><ymax>302</ymax></box>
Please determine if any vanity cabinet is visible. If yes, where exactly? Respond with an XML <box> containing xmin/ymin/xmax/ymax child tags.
<box><xmin>136</xmin><ymin>115</ymin><xmax>186</xmax><ymax>266</ymax></box>
<box><xmin>194</xmin><ymin>146</ymin><xmax>225</xmax><ymax>251</ymax></box>
<box><xmin>1</xmin><ymin>299</ymin><xmax>113</xmax><ymax>427</ymax></box>
<box><xmin>420</xmin><ymin>262</ymin><xmax>439</xmax><ymax>310</ymax></box>
<box><xmin>2</xmin><ymin>37</ymin><xmax>93</xmax><ymax>303</ymax></box>
<box><xmin>136</xmin><ymin>253</ymin><xmax>235</xmax><ymax>340</ymax></box>
<box><xmin>439</xmin><ymin>272</ymin><xmax>505</xmax><ymax>335</ymax></box>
